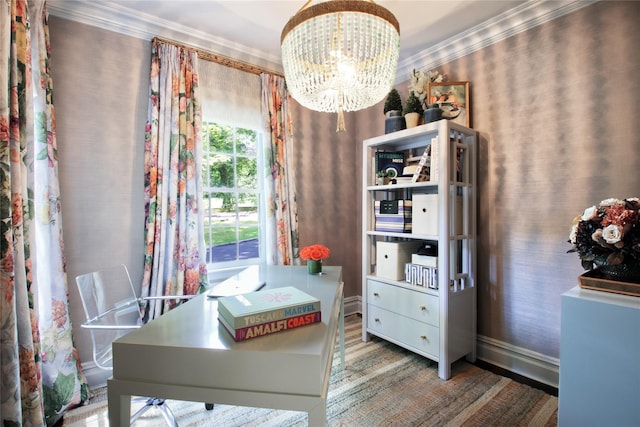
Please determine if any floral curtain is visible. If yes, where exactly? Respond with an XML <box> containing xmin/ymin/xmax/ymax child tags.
<box><xmin>260</xmin><ymin>74</ymin><xmax>299</xmax><ymax>265</ymax></box>
<box><xmin>142</xmin><ymin>39</ymin><xmax>208</xmax><ymax>321</ymax></box>
<box><xmin>1</xmin><ymin>1</ymin><xmax>89</xmax><ymax>425</ymax></box>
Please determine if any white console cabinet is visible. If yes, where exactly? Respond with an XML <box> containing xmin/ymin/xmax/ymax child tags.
<box><xmin>558</xmin><ymin>286</ymin><xmax>640</xmax><ymax>426</ymax></box>
<box><xmin>361</xmin><ymin>120</ymin><xmax>477</xmax><ymax>380</ymax></box>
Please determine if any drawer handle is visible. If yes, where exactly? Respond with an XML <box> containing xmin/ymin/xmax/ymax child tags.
<box><xmin>420</xmin><ymin>335</ymin><xmax>429</xmax><ymax>341</ymax></box>
<box><xmin>373</xmin><ymin>292</ymin><xmax>380</xmax><ymax>297</ymax></box>
<box><xmin>420</xmin><ymin>305</ymin><xmax>427</xmax><ymax>311</ymax></box>
<box><xmin>374</xmin><ymin>318</ymin><xmax>380</xmax><ymax>323</ymax></box>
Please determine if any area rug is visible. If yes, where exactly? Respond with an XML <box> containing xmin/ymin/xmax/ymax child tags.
<box><xmin>62</xmin><ymin>315</ymin><xmax>558</xmax><ymax>426</ymax></box>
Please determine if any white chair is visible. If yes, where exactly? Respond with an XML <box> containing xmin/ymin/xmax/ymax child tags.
<box><xmin>76</xmin><ymin>264</ymin><xmax>199</xmax><ymax>425</ymax></box>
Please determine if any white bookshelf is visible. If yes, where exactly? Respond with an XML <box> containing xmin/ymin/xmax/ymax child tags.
<box><xmin>361</xmin><ymin>119</ymin><xmax>477</xmax><ymax>380</ymax></box>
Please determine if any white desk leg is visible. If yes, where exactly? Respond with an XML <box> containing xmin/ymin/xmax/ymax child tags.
<box><xmin>339</xmin><ymin>294</ymin><xmax>345</xmax><ymax>369</ymax></box>
<box><xmin>308</xmin><ymin>398</ymin><xmax>328</xmax><ymax>427</ymax></box>
<box><xmin>108</xmin><ymin>382</ymin><xmax>131</xmax><ymax>426</ymax></box>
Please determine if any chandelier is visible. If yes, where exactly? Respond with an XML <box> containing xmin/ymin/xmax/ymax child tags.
<box><xmin>281</xmin><ymin>0</ymin><xmax>400</xmax><ymax>131</ymax></box>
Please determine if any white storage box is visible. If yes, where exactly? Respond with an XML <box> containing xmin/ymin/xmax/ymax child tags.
<box><xmin>412</xmin><ymin>254</ymin><xmax>437</xmax><ymax>267</ymax></box>
<box><xmin>376</xmin><ymin>241</ymin><xmax>422</xmax><ymax>281</ymax></box>
<box><xmin>413</xmin><ymin>194</ymin><xmax>462</xmax><ymax>236</ymax></box>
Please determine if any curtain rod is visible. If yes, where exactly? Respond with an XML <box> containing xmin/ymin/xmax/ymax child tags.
<box><xmin>152</xmin><ymin>37</ymin><xmax>283</xmax><ymax>77</ymax></box>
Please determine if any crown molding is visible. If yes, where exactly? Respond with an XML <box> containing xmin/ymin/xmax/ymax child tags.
<box><xmin>46</xmin><ymin>1</ymin><xmax>284</xmax><ymax>75</ymax></box>
<box><xmin>47</xmin><ymin>0</ymin><xmax>597</xmax><ymax>83</ymax></box>
<box><xmin>395</xmin><ymin>0</ymin><xmax>599</xmax><ymax>82</ymax></box>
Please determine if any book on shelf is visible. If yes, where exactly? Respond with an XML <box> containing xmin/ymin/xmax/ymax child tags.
<box><xmin>219</xmin><ymin>311</ymin><xmax>322</xmax><ymax>342</ymax></box>
<box><xmin>393</xmin><ymin>176</ymin><xmax>416</xmax><ymax>184</ymax></box>
<box><xmin>429</xmin><ymin>136</ymin><xmax>439</xmax><ymax>182</ymax></box>
<box><xmin>375</xmin><ymin>151</ymin><xmax>404</xmax><ymax>179</ymax></box>
<box><xmin>411</xmin><ymin>145</ymin><xmax>431</xmax><ymax>183</ymax></box>
<box><xmin>217</xmin><ymin>286</ymin><xmax>321</xmax><ymax>329</ymax></box>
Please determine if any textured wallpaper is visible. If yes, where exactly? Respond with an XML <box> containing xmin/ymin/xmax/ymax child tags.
<box><xmin>50</xmin><ymin>19</ymin><xmax>150</xmax><ymax>367</ymax></box>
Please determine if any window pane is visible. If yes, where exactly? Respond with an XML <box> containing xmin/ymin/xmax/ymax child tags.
<box><xmin>237</xmin><ymin>156</ymin><xmax>257</xmax><ymax>190</ymax></box>
<box><xmin>236</xmin><ymin>128</ymin><xmax>257</xmax><ymax>156</ymax></box>
<box><xmin>211</xmin><ymin>191</ymin><xmax>235</xmax><ymax>216</ymax></box>
<box><xmin>239</xmin><ymin>193</ymin><xmax>259</xmax><ymax>235</ymax></box>
<box><xmin>208</xmin><ymin>154</ymin><xmax>234</xmax><ymax>188</ymax></box>
<box><xmin>205</xmin><ymin>123</ymin><xmax>234</xmax><ymax>154</ymax></box>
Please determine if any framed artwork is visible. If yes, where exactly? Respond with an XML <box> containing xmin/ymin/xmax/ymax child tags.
<box><xmin>427</xmin><ymin>81</ymin><xmax>470</xmax><ymax>127</ymax></box>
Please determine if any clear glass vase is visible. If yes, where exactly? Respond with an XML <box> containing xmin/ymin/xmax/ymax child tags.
<box><xmin>307</xmin><ymin>259</ymin><xmax>322</xmax><ymax>275</ymax></box>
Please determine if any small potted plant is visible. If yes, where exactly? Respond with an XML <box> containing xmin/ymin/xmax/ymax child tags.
<box><xmin>299</xmin><ymin>244</ymin><xmax>331</xmax><ymax>275</ymax></box>
<box><xmin>403</xmin><ymin>91</ymin><xmax>424</xmax><ymax>128</ymax></box>
<box><xmin>376</xmin><ymin>170</ymin><xmax>388</xmax><ymax>185</ymax></box>
<box><xmin>383</xmin><ymin>88</ymin><xmax>402</xmax><ymax>117</ymax></box>
<box><xmin>383</xmin><ymin>88</ymin><xmax>405</xmax><ymax>134</ymax></box>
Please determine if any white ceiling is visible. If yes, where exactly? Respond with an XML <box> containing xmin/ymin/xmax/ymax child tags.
<box><xmin>47</xmin><ymin>0</ymin><xmax>593</xmax><ymax>80</ymax></box>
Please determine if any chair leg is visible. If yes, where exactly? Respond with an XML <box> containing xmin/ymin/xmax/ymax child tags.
<box><xmin>205</xmin><ymin>403</ymin><xmax>214</xmax><ymax>410</ymax></box>
<box><xmin>129</xmin><ymin>397</ymin><xmax>178</xmax><ymax>426</ymax></box>
<box><xmin>155</xmin><ymin>400</ymin><xmax>178</xmax><ymax>427</ymax></box>
<box><xmin>129</xmin><ymin>400</ymin><xmax>154</xmax><ymax>424</ymax></box>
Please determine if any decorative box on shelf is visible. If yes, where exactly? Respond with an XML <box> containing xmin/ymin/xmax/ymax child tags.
<box><xmin>578</xmin><ymin>269</ymin><xmax>640</xmax><ymax>297</ymax></box>
<box><xmin>405</xmin><ymin>263</ymin><xmax>438</xmax><ymax>289</ymax></box>
<box><xmin>412</xmin><ymin>194</ymin><xmax>463</xmax><ymax>235</ymax></box>
<box><xmin>374</xmin><ymin>200</ymin><xmax>412</xmax><ymax>232</ymax></box>
<box><xmin>412</xmin><ymin>253</ymin><xmax>437</xmax><ymax>267</ymax></box>
<box><xmin>376</xmin><ymin>241</ymin><xmax>422</xmax><ymax>281</ymax></box>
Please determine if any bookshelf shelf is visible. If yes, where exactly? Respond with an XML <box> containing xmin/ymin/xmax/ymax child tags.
<box><xmin>361</xmin><ymin>119</ymin><xmax>478</xmax><ymax>380</ymax></box>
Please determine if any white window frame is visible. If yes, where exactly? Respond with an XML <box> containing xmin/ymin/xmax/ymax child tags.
<box><xmin>201</xmin><ymin>121</ymin><xmax>266</xmax><ymax>278</ymax></box>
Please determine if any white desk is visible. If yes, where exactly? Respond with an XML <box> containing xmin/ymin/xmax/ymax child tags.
<box><xmin>108</xmin><ymin>265</ymin><xmax>344</xmax><ymax>426</ymax></box>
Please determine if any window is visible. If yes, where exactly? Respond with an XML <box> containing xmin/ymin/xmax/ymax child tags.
<box><xmin>201</xmin><ymin>122</ymin><xmax>264</xmax><ymax>269</ymax></box>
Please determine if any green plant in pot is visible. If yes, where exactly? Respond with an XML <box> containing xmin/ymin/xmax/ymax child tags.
<box><xmin>376</xmin><ymin>170</ymin><xmax>388</xmax><ymax>185</ymax></box>
<box><xmin>384</xmin><ymin>88</ymin><xmax>405</xmax><ymax>134</ymax></box>
<box><xmin>403</xmin><ymin>91</ymin><xmax>424</xmax><ymax>128</ymax></box>
<box><xmin>383</xmin><ymin>88</ymin><xmax>402</xmax><ymax>117</ymax></box>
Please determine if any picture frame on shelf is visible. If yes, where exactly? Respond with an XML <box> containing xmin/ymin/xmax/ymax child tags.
<box><xmin>427</xmin><ymin>81</ymin><xmax>470</xmax><ymax>127</ymax></box>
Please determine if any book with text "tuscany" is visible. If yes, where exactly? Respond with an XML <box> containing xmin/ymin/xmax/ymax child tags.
<box><xmin>219</xmin><ymin>311</ymin><xmax>322</xmax><ymax>342</ymax></box>
<box><xmin>217</xmin><ymin>286</ymin><xmax>321</xmax><ymax>329</ymax></box>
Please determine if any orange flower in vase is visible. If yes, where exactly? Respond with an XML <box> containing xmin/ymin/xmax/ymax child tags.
<box><xmin>300</xmin><ymin>244</ymin><xmax>330</xmax><ymax>275</ymax></box>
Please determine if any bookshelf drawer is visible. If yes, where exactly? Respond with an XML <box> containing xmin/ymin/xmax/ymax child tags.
<box><xmin>367</xmin><ymin>279</ymin><xmax>439</xmax><ymax>326</ymax></box>
<box><xmin>367</xmin><ymin>305</ymin><xmax>439</xmax><ymax>357</ymax></box>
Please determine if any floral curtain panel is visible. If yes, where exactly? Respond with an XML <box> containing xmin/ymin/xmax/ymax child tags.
<box><xmin>142</xmin><ymin>39</ymin><xmax>208</xmax><ymax>321</ymax></box>
<box><xmin>1</xmin><ymin>1</ymin><xmax>89</xmax><ymax>425</ymax></box>
<box><xmin>260</xmin><ymin>74</ymin><xmax>299</xmax><ymax>265</ymax></box>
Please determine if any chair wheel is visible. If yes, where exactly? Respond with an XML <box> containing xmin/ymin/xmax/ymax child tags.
<box><xmin>205</xmin><ymin>403</ymin><xmax>214</xmax><ymax>410</ymax></box>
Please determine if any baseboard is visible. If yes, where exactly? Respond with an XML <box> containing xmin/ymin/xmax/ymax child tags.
<box><xmin>343</xmin><ymin>295</ymin><xmax>361</xmax><ymax>317</ymax></box>
<box><xmin>351</xmin><ymin>295</ymin><xmax>559</xmax><ymax>389</ymax></box>
<box><xmin>476</xmin><ymin>335</ymin><xmax>559</xmax><ymax>389</ymax></box>
<box><xmin>477</xmin><ymin>335</ymin><xmax>560</xmax><ymax>389</ymax></box>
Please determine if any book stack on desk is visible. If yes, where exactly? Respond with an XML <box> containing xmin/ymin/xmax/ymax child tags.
<box><xmin>217</xmin><ymin>286</ymin><xmax>321</xmax><ymax>341</ymax></box>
